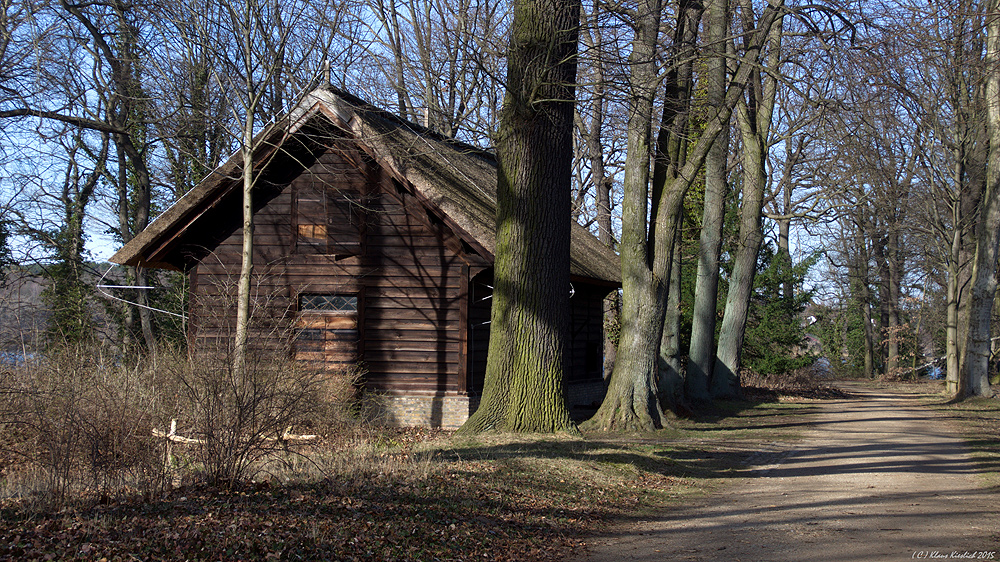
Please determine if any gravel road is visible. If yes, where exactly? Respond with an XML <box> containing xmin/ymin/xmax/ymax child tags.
<box><xmin>570</xmin><ymin>384</ymin><xmax>1000</xmax><ymax>562</ymax></box>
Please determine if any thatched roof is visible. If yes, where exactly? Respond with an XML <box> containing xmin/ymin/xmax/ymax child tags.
<box><xmin>110</xmin><ymin>85</ymin><xmax>620</xmax><ymax>284</ymax></box>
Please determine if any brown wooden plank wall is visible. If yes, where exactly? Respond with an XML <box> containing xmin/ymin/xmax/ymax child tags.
<box><xmin>191</xmin><ymin>139</ymin><xmax>473</xmax><ymax>395</ymax></box>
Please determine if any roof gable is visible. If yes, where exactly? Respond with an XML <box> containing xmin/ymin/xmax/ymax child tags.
<box><xmin>110</xmin><ymin>86</ymin><xmax>620</xmax><ymax>284</ymax></box>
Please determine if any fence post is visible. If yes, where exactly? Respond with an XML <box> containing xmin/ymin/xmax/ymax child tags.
<box><xmin>165</xmin><ymin>419</ymin><xmax>176</xmax><ymax>470</ymax></box>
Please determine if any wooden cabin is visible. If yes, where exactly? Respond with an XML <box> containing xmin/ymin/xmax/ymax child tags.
<box><xmin>110</xmin><ymin>85</ymin><xmax>620</xmax><ymax>429</ymax></box>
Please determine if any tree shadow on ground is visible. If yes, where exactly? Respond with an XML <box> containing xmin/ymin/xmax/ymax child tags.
<box><xmin>439</xmin><ymin>390</ymin><xmax>829</xmax><ymax>482</ymax></box>
<box><xmin>436</xmin><ymin>437</ymin><xmax>761</xmax><ymax>481</ymax></box>
<box><xmin>440</xmin><ymin>381</ymin><xmax>1000</xmax><ymax>484</ymax></box>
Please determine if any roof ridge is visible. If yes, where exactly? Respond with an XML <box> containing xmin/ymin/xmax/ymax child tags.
<box><xmin>316</xmin><ymin>84</ymin><xmax>498</xmax><ymax>163</ymax></box>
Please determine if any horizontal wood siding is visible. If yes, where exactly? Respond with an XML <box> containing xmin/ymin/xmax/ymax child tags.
<box><xmin>191</xmin><ymin>140</ymin><xmax>477</xmax><ymax>394</ymax></box>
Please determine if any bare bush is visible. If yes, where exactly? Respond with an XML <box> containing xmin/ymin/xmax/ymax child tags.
<box><xmin>0</xmin><ymin>339</ymin><xmax>363</xmax><ymax>504</ymax></box>
<box><xmin>0</xmin><ymin>266</ymin><xmax>367</xmax><ymax>504</ymax></box>
<box><xmin>161</xmin><ymin>269</ymin><xmax>362</xmax><ymax>487</ymax></box>
<box><xmin>741</xmin><ymin>363</ymin><xmax>851</xmax><ymax>400</ymax></box>
<box><xmin>0</xmin><ymin>345</ymin><xmax>165</xmax><ymax>507</ymax></box>
<box><xmin>163</xmin><ymin>344</ymin><xmax>328</xmax><ymax>486</ymax></box>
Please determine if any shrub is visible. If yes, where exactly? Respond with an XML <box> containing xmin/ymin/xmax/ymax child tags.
<box><xmin>163</xmin><ymin>343</ymin><xmax>331</xmax><ymax>486</ymax></box>
<box><xmin>0</xmin><ymin>266</ymin><xmax>365</xmax><ymax>505</ymax></box>
<box><xmin>0</xmin><ymin>345</ymin><xmax>165</xmax><ymax>507</ymax></box>
<box><xmin>158</xmin><ymin>269</ymin><xmax>362</xmax><ymax>487</ymax></box>
<box><xmin>0</xmin><ymin>340</ymin><xmax>363</xmax><ymax>505</ymax></box>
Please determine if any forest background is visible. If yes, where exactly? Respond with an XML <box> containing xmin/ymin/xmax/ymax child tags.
<box><xmin>1</xmin><ymin>0</ymin><xmax>999</xmax><ymax>427</ymax></box>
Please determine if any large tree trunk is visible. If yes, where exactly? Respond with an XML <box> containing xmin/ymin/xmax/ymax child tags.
<box><xmin>650</xmin><ymin>0</ymin><xmax>703</xmax><ymax>244</ymax></box>
<box><xmin>582</xmin><ymin>0</ymin><xmax>667</xmax><ymax>432</ymax></box>
<box><xmin>458</xmin><ymin>0</ymin><xmax>581</xmax><ymax>433</ymax></box>
<box><xmin>118</xmin><ymin>148</ymin><xmax>141</xmax><ymax>350</ymax></box>
<box><xmin>117</xmin><ymin>147</ymin><xmax>156</xmax><ymax>353</ymax></box>
<box><xmin>873</xmin><ymin>235</ymin><xmax>890</xmax><ymax>375</ymax></box>
<box><xmin>949</xmin><ymin>122</ymin><xmax>987</xmax><ymax>390</ymax></box>
<box><xmin>861</xmin><ymin>295</ymin><xmax>876</xmax><ymax>377</ymax></box>
<box><xmin>957</xmin><ymin>108</ymin><xmax>988</xmax><ymax>368</ymax></box>
<box><xmin>945</xmin><ymin>151</ymin><xmax>965</xmax><ymax>391</ymax></box>
<box><xmin>659</xmin><ymin>220</ymin><xmax>685</xmax><ymax>410</ymax></box>
<box><xmin>959</xmin><ymin>0</ymin><xmax>1000</xmax><ymax>398</ymax></box>
<box><xmin>714</xmin><ymin>4</ymin><xmax>783</xmax><ymax>398</ymax></box>
<box><xmin>713</xmin><ymin>139</ymin><xmax>765</xmax><ymax>396</ymax></box>
<box><xmin>686</xmin><ymin>0</ymin><xmax>726</xmax><ymax>405</ymax></box>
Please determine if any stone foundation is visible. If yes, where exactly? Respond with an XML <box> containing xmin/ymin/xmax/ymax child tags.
<box><xmin>566</xmin><ymin>380</ymin><xmax>607</xmax><ymax>409</ymax></box>
<box><xmin>366</xmin><ymin>380</ymin><xmax>606</xmax><ymax>429</ymax></box>
<box><xmin>365</xmin><ymin>393</ymin><xmax>479</xmax><ymax>430</ymax></box>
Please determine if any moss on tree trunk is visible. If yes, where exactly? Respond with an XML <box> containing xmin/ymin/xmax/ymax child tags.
<box><xmin>458</xmin><ymin>0</ymin><xmax>581</xmax><ymax>434</ymax></box>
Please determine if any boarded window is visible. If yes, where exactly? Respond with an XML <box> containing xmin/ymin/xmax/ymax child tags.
<box><xmin>294</xmin><ymin>293</ymin><xmax>361</xmax><ymax>368</ymax></box>
<box><xmin>295</xmin><ymin>186</ymin><xmax>363</xmax><ymax>256</ymax></box>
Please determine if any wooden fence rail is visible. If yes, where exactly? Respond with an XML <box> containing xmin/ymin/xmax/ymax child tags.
<box><xmin>152</xmin><ymin>419</ymin><xmax>318</xmax><ymax>476</ymax></box>
<box><xmin>151</xmin><ymin>419</ymin><xmax>318</xmax><ymax>445</ymax></box>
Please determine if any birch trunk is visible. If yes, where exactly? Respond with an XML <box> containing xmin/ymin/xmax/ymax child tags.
<box><xmin>233</xmin><ymin>115</ymin><xmax>254</xmax><ymax>377</ymax></box>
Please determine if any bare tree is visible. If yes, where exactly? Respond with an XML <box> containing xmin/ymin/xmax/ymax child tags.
<box><xmin>713</xmin><ymin>0</ymin><xmax>785</xmax><ymax>398</ymax></box>
<box><xmin>684</xmin><ymin>0</ymin><xmax>722</xmax><ymax>405</ymax></box>
<box><xmin>959</xmin><ymin>0</ymin><xmax>1000</xmax><ymax>397</ymax></box>
<box><xmin>575</xmin><ymin>7</ymin><xmax>623</xmax><ymax>379</ymax></box>
<box><xmin>0</xmin><ymin>0</ymin><xmax>159</xmax><ymax>348</ymax></box>
<box><xmin>812</xmin><ymin>0</ymin><xmax>992</xmax><ymax>386</ymax></box>
<box><xmin>654</xmin><ymin>0</ymin><xmax>704</xmax><ymax>409</ymax></box>
<box><xmin>166</xmin><ymin>0</ymin><xmax>341</xmax><ymax>373</ymax></box>
<box><xmin>584</xmin><ymin>0</ymin><xmax>784</xmax><ymax>431</ymax></box>
<box><xmin>365</xmin><ymin>0</ymin><xmax>506</xmax><ymax>146</ymax></box>
<box><xmin>56</xmin><ymin>0</ymin><xmax>162</xmax><ymax>351</ymax></box>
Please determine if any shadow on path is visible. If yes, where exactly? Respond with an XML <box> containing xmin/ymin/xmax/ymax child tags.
<box><xmin>569</xmin><ymin>383</ymin><xmax>1000</xmax><ymax>562</ymax></box>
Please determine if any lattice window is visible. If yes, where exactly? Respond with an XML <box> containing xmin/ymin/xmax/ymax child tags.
<box><xmin>299</xmin><ymin>293</ymin><xmax>358</xmax><ymax>313</ymax></box>
<box><xmin>295</xmin><ymin>293</ymin><xmax>360</xmax><ymax>367</ymax></box>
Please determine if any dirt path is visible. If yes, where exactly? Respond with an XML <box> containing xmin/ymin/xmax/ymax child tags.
<box><xmin>571</xmin><ymin>384</ymin><xmax>1000</xmax><ymax>562</ymax></box>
